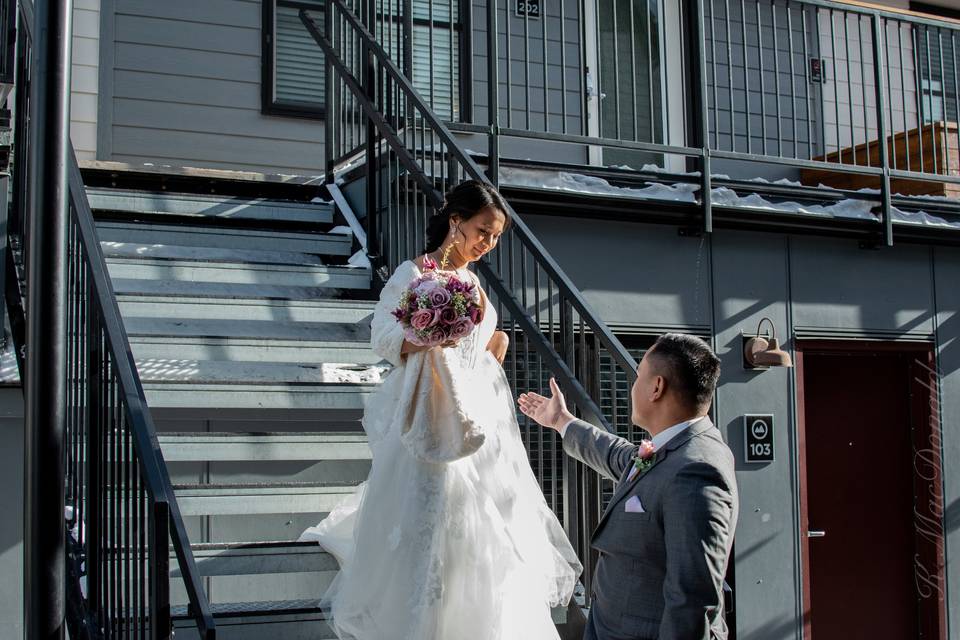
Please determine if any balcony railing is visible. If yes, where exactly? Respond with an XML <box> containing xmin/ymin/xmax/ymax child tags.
<box><xmin>330</xmin><ymin>0</ymin><xmax>960</xmax><ymax>245</ymax></box>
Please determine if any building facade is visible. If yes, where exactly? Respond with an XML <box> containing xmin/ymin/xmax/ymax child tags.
<box><xmin>3</xmin><ymin>0</ymin><xmax>959</xmax><ymax>638</ymax></box>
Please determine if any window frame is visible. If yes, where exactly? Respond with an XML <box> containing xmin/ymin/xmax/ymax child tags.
<box><xmin>261</xmin><ymin>0</ymin><xmax>473</xmax><ymax>122</ymax></box>
<box><xmin>261</xmin><ymin>0</ymin><xmax>328</xmax><ymax>120</ymax></box>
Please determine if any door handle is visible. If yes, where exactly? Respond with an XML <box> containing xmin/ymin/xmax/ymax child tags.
<box><xmin>807</xmin><ymin>530</ymin><xmax>826</xmax><ymax>538</ymax></box>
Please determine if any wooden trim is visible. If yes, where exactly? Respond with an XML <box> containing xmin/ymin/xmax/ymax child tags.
<box><xmin>794</xmin><ymin>347</ymin><xmax>812</xmax><ymax>640</ymax></box>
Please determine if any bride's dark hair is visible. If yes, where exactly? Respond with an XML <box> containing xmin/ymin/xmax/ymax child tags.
<box><xmin>424</xmin><ymin>180</ymin><xmax>510</xmax><ymax>253</ymax></box>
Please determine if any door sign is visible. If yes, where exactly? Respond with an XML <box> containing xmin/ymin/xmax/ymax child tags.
<box><xmin>744</xmin><ymin>414</ymin><xmax>775</xmax><ymax>463</ymax></box>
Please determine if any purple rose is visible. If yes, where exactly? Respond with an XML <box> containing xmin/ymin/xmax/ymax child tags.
<box><xmin>404</xmin><ymin>327</ymin><xmax>425</xmax><ymax>346</ymax></box>
<box><xmin>439</xmin><ymin>307</ymin><xmax>459</xmax><ymax>326</ymax></box>
<box><xmin>450</xmin><ymin>318</ymin><xmax>475</xmax><ymax>340</ymax></box>
<box><xmin>429</xmin><ymin>327</ymin><xmax>448</xmax><ymax>344</ymax></box>
<box><xmin>410</xmin><ymin>308</ymin><xmax>437</xmax><ymax>330</ymax></box>
<box><xmin>428</xmin><ymin>287</ymin><xmax>452</xmax><ymax>308</ymax></box>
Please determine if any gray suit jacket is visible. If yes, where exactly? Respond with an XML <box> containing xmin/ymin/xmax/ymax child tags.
<box><xmin>563</xmin><ymin>417</ymin><xmax>739</xmax><ymax>640</ymax></box>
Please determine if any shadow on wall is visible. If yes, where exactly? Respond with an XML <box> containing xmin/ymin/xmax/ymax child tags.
<box><xmin>736</xmin><ymin>615</ymin><xmax>799</xmax><ymax>640</ymax></box>
<box><xmin>946</xmin><ymin>497</ymin><xmax>960</xmax><ymax>535</ymax></box>
<box><xmin>521</xmin><ymin>216</ymin><xmax>714</xmax><ymax>330</ymax></box>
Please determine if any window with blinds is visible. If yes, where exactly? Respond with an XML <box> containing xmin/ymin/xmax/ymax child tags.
<box><xmin>263</xmin><ymin>0</ymin><xmax>327</xmax><ymax>117</ymax></box>
<box><xmin>408</xmin><ymin>0</ymin><xmax>461</xmax><ymax>121</ymax></box>
<box><xmin>263</xmin><ymin>0</ymin><xmax>465</xmax><ymax>121</ymax></box>
<box><xmin>914</xmin><ymin>24</ymin><xmax>959</xmax><ymax>125</ymax></box>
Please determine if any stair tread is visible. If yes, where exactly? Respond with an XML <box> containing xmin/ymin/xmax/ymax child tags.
<box><xmin>117</xmin><ymin>293</ymin><xmax>376</xmax><ymax>309</ymax></box>
<box><xmin>158</xmin><ymin>431</ymin><xmax>372</xmax><ymax>461</ymax></box>
<box><xmin>106</xmin><ymin>255</ymin><xmax>359</xmax><ymax>272</ymax></box>
<box><xmin>101</xmin><ymin>241</ymin><xmax>335</xmax><ymax>267</ymax></box>
<box><xmin>112</xmin><ymin>279</ymin><xmax>361</xmax><ymax>299</ymax></box>
<box><xmin>171</xmin><ymin>598</ymin><xmax>324</xmax><ymax>619</ymax></box>
<box><xmin>142</xmin><ymin>382</ymin><xmax>373</xmax><ymax>410</ymax></box>
<box><xmin>88</xmin><ymin>187</ymin><xmax>334</xmax><ymax>225</ymax></box>
<box><xmin>188</xmin><ymin>540</ymin><xmax>328</xmax><ymax>551</ymax></box>
<box><xmin>107</xmin><ymin>258</ymin><xmax>371</xmax><ymax>293</ymax></box>
<box><xmin>118</xmin><ymin>295</ymin><xmax>376</xmax><ymax>326</ymax></box>
<box><xmin>173</xmin><ymin>481</ymin><xmax>359</xmax><ymax>491</ymax></box>
<box><xmin>98</xmin><ymin>220</ymin><xmax>347</xmax><ymax>242</ymax></box>
<box><xmin>124</xmin><ymin>318</ymin><xmax>371</xmax><ymax>342</ymax></box>
<box><xmin>160</xmin><ymin>432</ymin><xmax>368</xmax><ymax>441</ymax></box>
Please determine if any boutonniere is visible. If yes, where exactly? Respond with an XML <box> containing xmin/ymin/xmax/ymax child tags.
<box><xmin>632</xmin><ymin>440</ymin><xmax>657</xmax><ymax>475</ymax></box>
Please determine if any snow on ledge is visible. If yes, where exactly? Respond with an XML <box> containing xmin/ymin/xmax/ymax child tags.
<box><xmin>498</xmin><ymin>166</ymin><xmax>960</xmax><ymax>230</ymax></box>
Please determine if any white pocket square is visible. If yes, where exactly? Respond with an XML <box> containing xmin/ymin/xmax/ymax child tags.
<box><xmin>624</xmin><ymin>495</ymin><xmax>645</xmax><ymax>513</ymax></box>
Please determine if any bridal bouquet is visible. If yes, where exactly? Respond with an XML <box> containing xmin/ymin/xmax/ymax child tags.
<box><xmin>392</xmin><ymin>256</ymin><xmax>483</xmax><ymax>347</ymax></box>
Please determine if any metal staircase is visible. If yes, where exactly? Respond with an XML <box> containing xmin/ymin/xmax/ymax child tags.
<box><xmin>88</xmin><ymin>185</ymin><xmax>377</xmax><ymax>639</ymax></box>
<box><xmin>5</xmin><ymin>0</ymin><xmax>643</xmax><ymax>637</ymax></box>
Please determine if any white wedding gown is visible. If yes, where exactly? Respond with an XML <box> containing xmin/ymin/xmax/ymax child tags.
<box><xmin>300</xmin><ymin>260</ymin><xmax>582</xmax><ymax>640</ymax></box>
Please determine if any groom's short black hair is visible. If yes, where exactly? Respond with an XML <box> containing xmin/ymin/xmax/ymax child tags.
<box><xmin>648</xmin><ymin>333</ymin><xmax>721</xmax><ymax>412</ymax></box>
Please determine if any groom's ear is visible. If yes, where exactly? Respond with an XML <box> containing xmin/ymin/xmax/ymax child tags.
<box><xmin>651</xmin><ymin>375</ymin><xmax>666</xmax><ymax>402</ymax></box>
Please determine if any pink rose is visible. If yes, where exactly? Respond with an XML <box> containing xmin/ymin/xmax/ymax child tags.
<box><xmin>429</xmin><ymin>327</ymin><xmax>447</xmax><ymax>344</ymax></box>
<box><xmin>449</xmin><ymin>318</ymin><xmax>475</xmax><ymax>340</ymax></box>
<box><xmin>428</xmin><ymin>287</ymin><xmax>452</xmax><ymax>308</ymax></box>
<box><xmin>637</xmin><ymin>440</ymin><xmax>655</xmax><ymax>460</ymax></box>
<box><xmin>439</xmin><ymin>307</ymin><xmax>458</xmax><ymax>325</ymax></box>
<box><xmin>415</xmin><ymin>279</ymin><xmax>439</xmax><ymax>296</ymax></box>
<box><xmin>410</xmin><ymin>308</ymin><xmax>437</xmax><ymax>330</ymax></box>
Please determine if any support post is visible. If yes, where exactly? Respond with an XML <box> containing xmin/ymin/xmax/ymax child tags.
<box><xmin>487</xmin><ymin>0</ymin><xmax>499</xmax><ymax>185</ymax></box>
<box><xmin>871</xmin><ymin>13</ymin><xmax>893</xmax><ymax>247</ymax></box>
<box><xmin>685</xmin><ymin>0</ymin><xmax>712</xmax><ymax>233</ymax></box>
<box><xmin>24</xmin><ymin>1</ymin><xmax>72</xmax><ymax>638</ymax></box>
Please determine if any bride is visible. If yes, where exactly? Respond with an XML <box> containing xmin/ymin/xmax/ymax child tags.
<box><xmin>300</xmin><ymin>180</ymin><xmax>582</xmax><ymax>639</ymax></box>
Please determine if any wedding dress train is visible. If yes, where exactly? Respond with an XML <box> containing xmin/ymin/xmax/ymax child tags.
<box><xmin>300</xmin><ymin>260</ymin><xmax>582</xmax><ymax>640</ymax></box>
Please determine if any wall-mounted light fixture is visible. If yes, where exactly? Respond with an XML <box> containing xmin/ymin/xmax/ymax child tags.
<box><xmin>743</xmin><ymin>317</ymin><xmax>793</xmax><ymax>369</ymax></box>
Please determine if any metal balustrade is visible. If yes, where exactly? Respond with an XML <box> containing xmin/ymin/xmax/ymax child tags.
<box><xmin>303</xmin><ymin>0</ymin><xmax>641</xmax><ymax>604</ymax></box>
<box><xmin>4</xmin><ymin>1</ymin><xmax>214</xmax><ymax>637</ymax></box>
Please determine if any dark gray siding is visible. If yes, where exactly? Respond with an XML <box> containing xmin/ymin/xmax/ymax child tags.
<box><xmin>523</xmin><ymin>213</ymin><xmax>958</xmax><ymax>639</ymax></box>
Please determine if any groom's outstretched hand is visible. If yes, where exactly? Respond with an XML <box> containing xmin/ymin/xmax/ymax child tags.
<box><xmin>518</xmin><ymin>378</ymin><xmax>576</xmax><ymax>433</ymax></box>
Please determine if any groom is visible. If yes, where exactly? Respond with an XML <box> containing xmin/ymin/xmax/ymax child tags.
<box><xmin>519</xmin><ymin>333</ymin><xmax>739</xmax><ymax>640</ymax></box>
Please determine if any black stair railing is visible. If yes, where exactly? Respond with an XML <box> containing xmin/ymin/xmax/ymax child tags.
<box><xmin>4</xmin><ymin>1</ymin><xmax>214</xmax><ymax>638</ymax></box>
<box><xmin>303</xmin><ymin>0</ymin><xmax>640</xmax><ymax>602</ymax></box>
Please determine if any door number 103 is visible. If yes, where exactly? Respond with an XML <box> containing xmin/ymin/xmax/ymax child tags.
<box><xmin>749</xmin><ymin>443</ymin><xmax>772</xmax><ymax>456</ymax></box>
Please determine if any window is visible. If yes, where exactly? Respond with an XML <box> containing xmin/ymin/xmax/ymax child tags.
<box><xmin>262</xmin><ymin>0</ymin><xmax>327</xmax><ymax>118</ymax></box>
<box><xmin>913</xmin><ymin>23</ymin><xmax>958</xmax><ymax>125</ymax></box>
<box><xmin>262</xmin><ymin>0</ymin><xmax>468</xmax><ymax>122</ymax></box>
<box><xmin>408</xmin><ymin>0</ymin><xmax>464</xmax><ymax>121</ymax></box>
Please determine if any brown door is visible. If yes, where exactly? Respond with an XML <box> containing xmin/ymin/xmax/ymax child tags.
<box><xmin>796</xmin><ymin>342</ymin><xmax>946</xmax><ymax>640</ymax></box>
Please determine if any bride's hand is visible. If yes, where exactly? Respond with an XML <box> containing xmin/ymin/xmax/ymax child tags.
<box><xmin>401</xmin><ymin>338</ymin><xmax>459</xmax><ymax>357</ymax></box>
<box><xmin>517</xmin><ymin>378</ymin><xmax>576</xmax><ymax>432</ymax></box>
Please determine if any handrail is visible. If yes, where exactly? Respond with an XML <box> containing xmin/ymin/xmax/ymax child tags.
<box><xmin>306</xmin><ymin>0</ymin><xmax>642</xmax><ymax>603</ymax></box>
<box><xmin>303</xmin><ymin>2</ymin><xmax>638</xmax><ymax>396</ymax></box>
<box><xmin>4</xmin><ymin>1</ymin><xmax>215</xmax><ymax>637</ymax></box>
<box><xmin>68</xmin><ymin>151</ymin><xmax>217</xmax><ymax>640</ymax></box>
<box><xmin>305</xmin><ymin>6</ymin><xmax>610</xmax><ymax>426</ymax></box>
